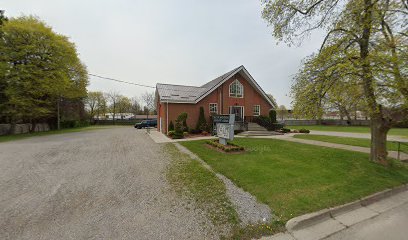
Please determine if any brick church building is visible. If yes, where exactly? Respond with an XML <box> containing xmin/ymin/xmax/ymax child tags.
<box><xmin>156</xmin><ymin>65</ymin><xmax>275</xmax><ymax>133</ymax></box>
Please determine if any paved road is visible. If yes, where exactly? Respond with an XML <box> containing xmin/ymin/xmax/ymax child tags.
<box><xmin>0</xmin><ymin>127</ymin><xmax>216</xmax><ymax>240</ymax></box>
<box><xmin>325</xmin><ymin>201</ymin><xmax>408</xmax><ymax>240</ymax></box>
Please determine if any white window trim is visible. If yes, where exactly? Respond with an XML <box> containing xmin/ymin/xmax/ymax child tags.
<box><xmin>229</xmin><ymin>79</ymin><xmax>244</xmax><ymax>98</ymax></box>
<box><xmin>209</xmin><ymin>103</ymin><xmax>218</xmax><ymax>114</ymax></box>
<box><xmin>253</xmin><ymin>105</ymin><xmax>260</xmax><ymax>116</ymax></box>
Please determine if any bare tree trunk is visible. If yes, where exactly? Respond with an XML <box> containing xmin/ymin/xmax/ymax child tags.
<box><xmin>360</xmin><ymin>0</ymin><xmax>389</xmax><ymax>163</ymax></box>
<box><xmin>370</xmin><ymin>115</ymin><xmax>390</xmax><ymax>164</ymax></box>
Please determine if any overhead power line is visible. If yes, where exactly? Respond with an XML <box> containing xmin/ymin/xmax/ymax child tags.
<box><xmin>88</xmin><ymin>73</ymin><xmax>156</xmax><ymax>88</ymax></box>
<box><xmin>88</xmin><ymin>73</ymin><xmax>207</xmax><ymax>95</ymax></box>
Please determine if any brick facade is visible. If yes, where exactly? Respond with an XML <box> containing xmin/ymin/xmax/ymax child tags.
<box><xmin>157</xmin><ymin>72</ymin><xmax>273</xmax><ymax>133</ymax></box>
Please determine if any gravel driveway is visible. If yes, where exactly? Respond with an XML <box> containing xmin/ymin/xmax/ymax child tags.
<box><xmin>0</xmin><ymin>127</ymin><xmax>215</xmax><ymax>240</ymax></box>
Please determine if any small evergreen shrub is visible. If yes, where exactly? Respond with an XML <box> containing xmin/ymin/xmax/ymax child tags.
<box><xmin>174</xmin><ymin>112</ymin><xmax>188</xmax><ymax>139</ymax></box>
<box><xmin>168</xmin><ymin>121</ymin><xmax>175</xmax><ymax>131</ymax></box>
<box><xmin>196</xmin><ymin>107</ymin><xmax>207</xmax><ymax>132</ymax></box>
<box><xmin>269</xmin><ymin>109</ymin><xmax>277</xmax><ymax>123</ymax></box>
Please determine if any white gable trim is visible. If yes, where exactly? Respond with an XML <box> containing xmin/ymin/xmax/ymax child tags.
<box><xmin>195</xmin><ymin>66</ymin><xmax>275</xmax><ymax>107</ymax></box>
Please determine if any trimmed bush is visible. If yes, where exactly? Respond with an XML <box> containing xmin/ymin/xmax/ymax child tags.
<box><xmin>281</xmin><ymin>128</ymin><xmax>291</xmax><ymax>133</ymax></box>
<box><xmin>174</xmin><ymin>112</ymin><xmax>188</xmax><ymax>138</ymax></box>
<box><xmin>299</xmin><ymin>128</ymin><xmax>310</xmax><ymax>133</ymax></box>
<box><xmin>167</xmin><ymin>130</ymin><xmax>175</xmax><ymax>137</ymax></box>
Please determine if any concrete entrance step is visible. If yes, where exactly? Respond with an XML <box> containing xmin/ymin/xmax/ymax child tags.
<box><xmin>238</xmin><ymin>131</ymin><xmax>283</xmax><ymax>136</ymax></box>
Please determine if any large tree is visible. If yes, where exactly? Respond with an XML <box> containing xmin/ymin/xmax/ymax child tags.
<box><xmin>141</xmin><ymin>91</ymin><xmax>155</xmax><ymax>119</ymax></box>
<box><xmin>0</xmin><ymin>15</ymin><xmax>88</xmax><ymax>131</ymax></box>
<box><xmin>263</xmin><ymin>0</ymin><xmax>408</xmax><ymax>164</ymax></box>
<box><xmin>107</xmin><ymin>91</ymin><xmax>120</xmax><ymax>124</ymax></box>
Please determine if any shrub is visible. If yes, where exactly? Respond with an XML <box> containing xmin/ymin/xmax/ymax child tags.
<box><xmin>168</xmin><ymin>121</ymin><xmax>175</xmax><ymax>131</ymax></box>
<box><xmin>182</xmin><ymin>118</ymin><xmax>188</xmax><ymax>132</ymax></box>
<box><xmin>299</xmin><ymin>128</ymin><xmax>310</xmax><ymax>133</ymax></box>
<box><xmin>196</xmin><ymin>107</ymin><xmax>207</xmax><ymax>132</ymax></box>
<box><xmin>172</xmin><ymin>132</ymin><xmax>184</xmax><ymax>139</ymax></box>
<box><xmin>281</xmin><ymin>128</ymin><xmax>291</xmax><ymax>133</ymax></box>
<box><xmin>269</xmin><ymin>109</ymin><xmax>277</xmax><ymax>123</ymax></box>
<box><xmin>183</xmin><ymin>131</ymin><xmax>189</xmax><ymax>137</ymax></box>
<box><xmin>206</xmin><ymin>139</ymin><xmax>244</xmax><ymax>152</ymax></box>
<box><xmin>174</xmin><ymin>112</ymin><xmax>188</xmax><ymax>138</ymax></box>
<box><xmin>167</xmin><ymin>130</ymin><xmax>175</xmax><ymax>137</ymax></box>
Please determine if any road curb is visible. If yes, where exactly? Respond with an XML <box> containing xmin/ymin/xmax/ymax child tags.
<box><xmin>286</xmin><ymin>183</ymin><xmax>408</xmax><ymax>232</ymax></box>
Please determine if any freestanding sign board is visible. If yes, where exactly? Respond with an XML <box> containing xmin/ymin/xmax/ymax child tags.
<box><xmin>214</xmin><ymin>114</ymin><xmax>235</xmax><ymax>145</ymax></box>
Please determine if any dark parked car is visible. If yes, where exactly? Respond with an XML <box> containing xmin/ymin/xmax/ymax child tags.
<box><xmin>134</xmin><ymin>119</ymin><xmax>157</xmax><ymax>129</ymax></box>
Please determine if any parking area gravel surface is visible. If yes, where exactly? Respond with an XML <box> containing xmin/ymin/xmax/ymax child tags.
<box><xmin>0</xmin><ymin>127</ymin><xmax>216</xmax><ymax>240</ymax></box>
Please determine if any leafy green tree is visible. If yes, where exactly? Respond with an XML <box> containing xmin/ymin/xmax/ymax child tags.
<box><xmin>0</xmin><ymin>16</ymin><xmax>88</xmax><ymax>131</ymax></box>
<box><xmin>86</xmin><ymin>91</ymin><xmax>100</xmax><ymax>121</ymax></box>
<box><xmin>117</xmin><ymin>96</ymin><xmax>132</xmax><ymax>119</ymax></box>
<box><xmin>262</xmin><ymin>0</ymin><xmax>408</xmax><ymax>164</ymax></box>
<box><xmin>107</xmin><ymin>91</ymin><xmax>120</xmax><ymax>124</ymax></box>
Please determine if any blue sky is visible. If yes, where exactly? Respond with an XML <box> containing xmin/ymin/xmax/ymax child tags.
<box><xmin>4</xmin><ymin>0</ymin><xmax>324</xmax><ymax>107</ymax></box>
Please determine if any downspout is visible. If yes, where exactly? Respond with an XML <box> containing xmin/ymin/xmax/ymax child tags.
<box><xmin>166</xmin><ymin>101</ymin><xmax>169</xmax><ymax>134</ymax></box>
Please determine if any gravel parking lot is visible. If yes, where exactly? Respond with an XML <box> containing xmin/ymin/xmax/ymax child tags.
<box><xmin>0</xmin><ymin>127</ymin><xmax>216</xmax><ymax>240</ymax></box>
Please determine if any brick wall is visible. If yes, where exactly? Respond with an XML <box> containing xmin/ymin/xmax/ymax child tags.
<box><xmin>157</xmin><ymin>72</ymin><xmax>273</xmax><ymax>133</ymax></box>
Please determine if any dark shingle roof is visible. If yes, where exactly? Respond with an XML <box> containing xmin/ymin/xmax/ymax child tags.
<box><xmin>156</xmin><ymin>65</ymin><xmax>274</xmax><ymax>107</ymax></box>
<box><xmin>157</xmin><ymin>66</ymin><xmax>242</xmax><ymax>103</ymax></box>
<box><xmin>156</xmin><ymin>84</ymin><xmax>206</xmax><ymax>103</ymax></box>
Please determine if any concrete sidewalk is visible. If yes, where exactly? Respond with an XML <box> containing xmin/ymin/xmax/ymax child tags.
<box><xmin>308</xmin><ymin>130</ymin><xmax>408</xmax><ymax>143</ymax></box>
<box><xmin>241</xmin><ymin>134</ymin><xmax>408</xmax><ymax>161</ymax></box>
<box><xmin>261</xmin><ymin>188</ymin><xmax>408</xmax><ymax>240</ymax></box>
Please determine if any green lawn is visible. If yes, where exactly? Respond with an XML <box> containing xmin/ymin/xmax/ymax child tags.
<box><xmin>0</xmin><ymin>126</ymin><xmax>108</xmax><ymax>143</ymax></box>
<box><xmin>293</xmin><ymin>134</ymin><xmax>408</xmax><ymax>153</ymax></box>
<box><xmin>289</xmin><ymin>125</ymin><xmax>408</xmax><ymax>138</ymax></box>
<box><xmin>180</xmin><ymin>138</ymin><xmax>408</xmax><ymax>222</ymax></box>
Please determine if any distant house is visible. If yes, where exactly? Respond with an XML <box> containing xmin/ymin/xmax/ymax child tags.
<box><xmin>156</xmin><ymin>65</ymin><xmax>275</xmax><ymax>133</ymax></box>
<box><xmin>94</xmin><ymin>113</ymin><xmax>157</xmax><ymax>120</ymax></box>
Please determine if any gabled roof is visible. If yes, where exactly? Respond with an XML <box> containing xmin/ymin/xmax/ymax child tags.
<box><xmin>156</xmin><ymin>65</ymin><xmax>275</xmax><ymax>107</ymax></box>
<box><xmin>156</xmin><ymin>83</ymin><xmax>206</xmax><ymax>103</ymax></box>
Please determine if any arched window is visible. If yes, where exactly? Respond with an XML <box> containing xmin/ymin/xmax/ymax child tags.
<box><xmin>229</xmin><ymin>80</ymin><xmax>243</xmax><ymax>98</ymax></box>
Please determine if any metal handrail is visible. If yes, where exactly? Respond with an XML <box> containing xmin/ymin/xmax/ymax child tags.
<box><xmin>393</xmin><ymin>141</ymin><xmax>408</xmax><ymax>161</ymax></box>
